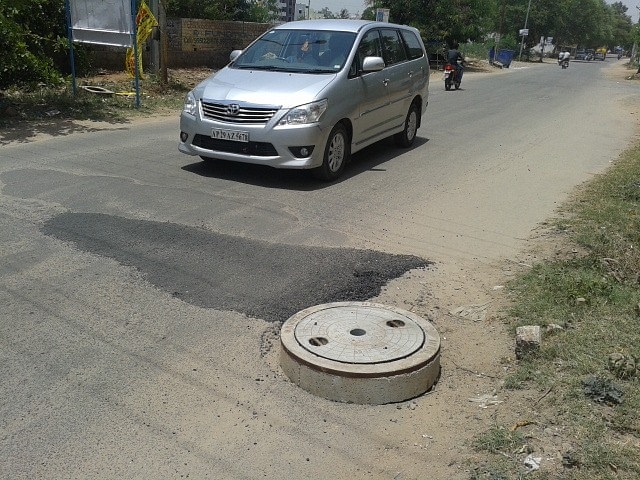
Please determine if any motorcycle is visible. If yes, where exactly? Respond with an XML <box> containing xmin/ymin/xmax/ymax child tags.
<box><xmin>558</xmin><ymin>53</ymin><xmax>569</xmax><ymax>69</ymax></box>
<box><xmin>443</xmin><ymin>63</ymin><xmax>461</xmax><ymax>90</ymax></box>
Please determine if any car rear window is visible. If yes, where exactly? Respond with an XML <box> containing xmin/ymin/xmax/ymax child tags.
<box><xmin>400</xmin><ymin>30</ymin><xmax>424</xmax><ymax>60</ymax></box>
<box><xmin>380</xmin><ymin>29</ymin><xmax>407</xmax><ymax>65</ymax></box>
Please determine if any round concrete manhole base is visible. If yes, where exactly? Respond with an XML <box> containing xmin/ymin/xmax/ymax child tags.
<box><xmin>279</xmin><ymin>302</ymin><xmax>441</xmax><ymax>405</ymax></box>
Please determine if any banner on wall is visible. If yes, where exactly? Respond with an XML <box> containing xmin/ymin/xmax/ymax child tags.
<box><xmin>69</xmin><ymin>0</ymin><xmax>134</xmax><ymax>47</ymax></box>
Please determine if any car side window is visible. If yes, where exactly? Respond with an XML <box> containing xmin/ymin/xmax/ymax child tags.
<box><xmin>400</xmin><ymin>30</ymin><xmax>424</xmax><ymax>60</ymax></box>
<box><xmin>380</xmin><ymin>29</ymin><xmax>407</xmax><ymax>65</ymax></box>
<box><xmin>357</xmin><ymin>30</ymin><xmax>382</xmax><ymax>70</ymax></box>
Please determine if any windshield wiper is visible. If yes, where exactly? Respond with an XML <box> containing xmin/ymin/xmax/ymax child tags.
<box><xmin>236</xmin><ymin>65</ymin><xmax>288</xmax><ymax>71</ymax></box>
<box><xmin>309</xmin><ymin>69</ymin><xmax>338</xmax><ymax>74</ymax></box>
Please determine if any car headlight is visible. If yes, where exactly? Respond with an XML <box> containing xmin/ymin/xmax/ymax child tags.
<box><xmin>183</xmin><ymin>92</ymin><xmax>197</xmax><ymax>116</ymax></box>
<box><xmin>279</xmin><ymin>99</ymin><xmax>328</xmax><ymax>125</ymax></box>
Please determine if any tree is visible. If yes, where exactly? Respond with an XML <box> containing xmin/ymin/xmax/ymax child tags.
<box><xmin>165</xmin><ymin>0</ymin><xmax>245</xmax><ymax>21</ymax></box>
<box><xmin>361</xmin><ymin>6</ymin><xmax>375</xmax><ymax>20</ymax></box>
<box><xmin>0</xmin><ymin>0</ymin><xmax>69</xmax><ymax>88</ymax></box>
<box><xmin>369</xmin><ymin>0</ymin><xmax>499</xmax><ymax>45</ymax></box>
<box><xmin>164</xmin><ymin>0</ymin><xmax>282</xmax><ymax>22</ymax></box>
<box><xmin>609</xmin><ymin>1</ymin><xmax>634</xmax><ymax>50</ymax></box>
<box><xmin>246</xmin><ymin>0</ymin><xmax>280</xmax><ymax>22</ymax></box>
<box><xmin>499</xmin><ymin>0</ymin><xmax>633</xmax><ymax>52</ymax></box>
<box><xmin>319</xmin><ymin>7</ymin><xmax>335</xmax><ymax>19</ymax></box>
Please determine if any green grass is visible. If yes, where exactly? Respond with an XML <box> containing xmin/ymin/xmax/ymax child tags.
<box><xmin>472</xmin><ymin>146</ymin><xmax>640</xmax><ymax>479</ymax></box>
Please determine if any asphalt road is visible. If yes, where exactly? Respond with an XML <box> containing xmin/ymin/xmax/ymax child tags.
<box><xmin>1</xmin><ymin>59</ymin><xmax>639</xmax><ymax>479</ymax></box>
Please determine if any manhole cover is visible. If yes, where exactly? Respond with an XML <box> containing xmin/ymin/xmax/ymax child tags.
<box><xmin>294</xmin><ymin>304</ymin><xmax>425</xmax><ymax>364</ymax></box>
<box><xmin>280</xmin><ymin>302</ymin><xmax>441</xmax><ymax>405</ymax></box>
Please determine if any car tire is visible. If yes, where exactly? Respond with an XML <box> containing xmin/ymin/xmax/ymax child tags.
<box><xmin>313</xmin><ymin>123</ymin><xmax>349</xmax><ymax>181</ymax></box>
<box><xmin>394</xmin><ymin>102</ymin><xmax>420</xmax><ymax>148</ymax></box>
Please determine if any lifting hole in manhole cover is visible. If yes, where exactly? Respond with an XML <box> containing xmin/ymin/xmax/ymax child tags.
<box><xmin>309</xmin><ymin>337</ymin><xmax>328</xmax><ymax>346</ymax></box>
<box><xmin>386</xmin><ymin>319</ymin><xmax>405</xmax><ymax>328</ymax></box>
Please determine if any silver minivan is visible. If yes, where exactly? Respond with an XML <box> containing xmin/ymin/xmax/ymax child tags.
<box><xmin>179</xmin><ymin>19</ymin><xmax>430</xmax><ymax>180</ymax></box>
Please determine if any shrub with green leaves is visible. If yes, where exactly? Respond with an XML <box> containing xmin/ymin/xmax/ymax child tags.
<box><xmin>0</xmin><ymin>1</ymin><xmax>67</xmax><ymax>88</ymax></box>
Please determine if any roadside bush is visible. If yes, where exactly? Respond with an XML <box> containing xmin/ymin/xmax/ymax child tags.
<box><xmin>458</xmin><ymin>36</ymin><xmax>519</xmax><ymax>62</ymax></box>
<box><xmin>0</xmin><ymin>11</ymin><xmax>62</xmax><ymax>88</ymax></box>
<box><xmin>0</xmin><ymin>0</ymin><xmax>93</xmax><ymax>88</ymax></box>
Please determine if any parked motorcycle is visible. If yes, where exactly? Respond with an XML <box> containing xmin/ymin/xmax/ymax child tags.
<box><xmin>559</xmin><ymin>59</ymin><xmax>569</xmax><ymax>69</ymax></box>
<box><xmin>444</xmin><ymin>63</ymin><xmax>461</xmax><ymax>90</ymax></box>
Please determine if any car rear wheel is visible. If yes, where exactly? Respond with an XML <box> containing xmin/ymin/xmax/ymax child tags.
<box><xmin>394</xmin><ymin>102</ymin><xmax>420</xmax><ymax>148</ymax></box>
<box><xmin>313</xmin><ymin>123</ymin><xmax>350</xmax><ymax>181</ymax></box>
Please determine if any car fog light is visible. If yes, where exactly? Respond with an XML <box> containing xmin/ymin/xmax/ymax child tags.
<box><xmin>180</xmin><ymin>132</ymin><xmax>188</xmax><ymax>142</ymax></box>
<box><xmin>289</xmin><ymin>146</ymin><xmax>315</xmax><ymax>158</ymax></box>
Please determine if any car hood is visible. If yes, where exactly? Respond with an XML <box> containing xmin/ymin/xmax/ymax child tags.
<box><xmin>194</xmin><ymin>68</ymin><xmax>335</xmax><ymax>108</ymax></box>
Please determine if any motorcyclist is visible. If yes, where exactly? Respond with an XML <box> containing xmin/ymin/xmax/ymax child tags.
<box><xmin>558</xmin><ymin>50</ymin><xmax>570</xmax><ymax>66</ymax></box>
<box><xmin>447</xmin><ymin>42</ymin><xmax>465</xmax><ymax>82</ymax></box>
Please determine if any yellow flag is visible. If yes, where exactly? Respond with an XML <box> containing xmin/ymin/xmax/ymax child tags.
<box><xmin>125</xmin><ymin>1</ymin><xmax>159</xmax><ymax>78</ymax></box>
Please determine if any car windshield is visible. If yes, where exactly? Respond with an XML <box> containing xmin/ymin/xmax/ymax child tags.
<box><xmin>231</xmin><ymin>29</ymin><xmax>356</xmax><ymax>74</ymax></box>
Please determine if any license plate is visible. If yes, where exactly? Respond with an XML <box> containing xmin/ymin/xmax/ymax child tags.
<box><xmin>211</xmin><ymin>128</ymin><xmax>249</xmax><ymax>142</ymax></box>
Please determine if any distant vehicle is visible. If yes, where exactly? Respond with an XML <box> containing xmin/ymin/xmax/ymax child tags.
<box><xmin>595</xmin><ymin>47</ymin><xmax>607</xmax><ymax>60</ymax></box>
<box><xmin>575</xmin><ymin>49</ymin><xmax>594</xmax><ymax>61</ymax></box>
<box><xmin>586</xmin><ymin>49</ymin><xmax>595</xmax><ymax>61</ymax></box>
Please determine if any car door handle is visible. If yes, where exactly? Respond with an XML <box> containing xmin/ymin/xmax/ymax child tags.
<box><xmin>383</xmin><ymin>78</ymin><xmax>389</xmax><ymax>86</ymax></box>
<box><xmin>407</xmin><ymin>70</ymin><xmax>414</xmax><ymax>77</ymax></box>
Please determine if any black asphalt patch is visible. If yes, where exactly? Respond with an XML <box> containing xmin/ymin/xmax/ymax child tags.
<box><xmin>42</xmin><ymin>213</ymin><xmax>430</xmax><ymax>322</ymax></box>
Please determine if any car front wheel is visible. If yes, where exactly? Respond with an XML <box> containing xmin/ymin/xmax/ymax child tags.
<box><xmin>313</xmin><ymin>123</ymin><xmax>350</xmax><ymax>181</ymax></box>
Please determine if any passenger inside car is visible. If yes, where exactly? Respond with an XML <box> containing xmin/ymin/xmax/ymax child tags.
<box><xmin>319</xmin><ymin>34</ymin><xmax>353</xmax><ymax>68</ymax></box>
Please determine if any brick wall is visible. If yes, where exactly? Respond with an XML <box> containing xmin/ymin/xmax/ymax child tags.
<box><xmin>166</xmin><ymin>19</ymin><xmax>271</xmax><ymax>68</ymax></box>
<box><xmin>87</xmin><ymin>19</ymin><xmax>272</xmax><ymax>71</ymax></box>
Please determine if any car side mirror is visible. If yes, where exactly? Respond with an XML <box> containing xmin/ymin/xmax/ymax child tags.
<box><xmin>230</xmin><ymin>50</ymin><xmax>242</xmax><ymax>62</ymax></box>
<box><xmin>361</xmin><ymin>56</ymin><xmax>385</xmax><ymax>72</ymax></box>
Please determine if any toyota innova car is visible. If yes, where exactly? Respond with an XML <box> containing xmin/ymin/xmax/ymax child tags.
<box><xmin>178</xmin><ymin>19</ymin><xmax>430</xmax><ymax>180</ymax></box>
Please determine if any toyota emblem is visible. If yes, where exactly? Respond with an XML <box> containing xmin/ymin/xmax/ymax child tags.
<box><xmin>226</xmin><ymin>104</ymin><xmax>240</xmax><ymax>115</ymax></box>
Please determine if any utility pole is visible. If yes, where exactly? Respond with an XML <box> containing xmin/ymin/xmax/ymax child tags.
<box><xmin>634</xmin><ymin>6</ymin><xmax>640</xmax><ymax>73</ymax></box>
<box><xmin>159</xmin><ymin>0</ymin><xmax>167</xmax><ymax>83</ymax></box>
<box><xmin>518</xmin><ymin>0</ymin><xmax>532</xmax><ymax>61</ymax></box>
<box><xmin>149</xmin><ymin>0</ymin><xmax>159</xmax><ymax>74</ymax></box>
<box><xmin>494</xmin><ymin>0</ymin><xmax>507</xmax><ymax>65</ymax></box>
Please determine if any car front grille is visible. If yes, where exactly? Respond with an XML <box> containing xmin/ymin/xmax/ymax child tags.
<box><xmin>201</xmin><ymin>101</ymin><xmax>279</xmax><ymax>124</ymax></box>
<box><xmin>193</xmin><ymin>134</ymin><xmax>278</xmax><ymax>156</ymax></box>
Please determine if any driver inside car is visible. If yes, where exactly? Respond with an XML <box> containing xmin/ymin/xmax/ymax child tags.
<box><xmin>287</xmin><ymin>36</ymin><xmax>318</xmax><ymax>64</ymax></box>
